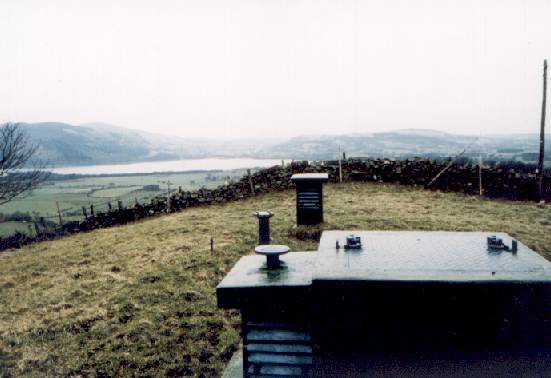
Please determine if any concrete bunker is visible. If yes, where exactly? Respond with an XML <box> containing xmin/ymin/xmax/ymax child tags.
<box><xmin>217</xmin><ymin>230</ymin><xmax>551</xmax><ymax>377</ymax></box>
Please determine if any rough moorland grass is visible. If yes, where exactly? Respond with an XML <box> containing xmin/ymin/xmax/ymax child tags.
<box><xmin>1</xmin><ymin>182</ymin><xmax>550</xmax><ymax>377</ymax></box>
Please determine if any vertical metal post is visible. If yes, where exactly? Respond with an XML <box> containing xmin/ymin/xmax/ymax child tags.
<box><xmin>255</xmin><ymin>211</ymin><xmax>273</xmax><ymax>245</ymax></box>
<box><xmin>538</xmin><ymin>59</ymin><xmax>547</xmax><ymax>200</ymax></box>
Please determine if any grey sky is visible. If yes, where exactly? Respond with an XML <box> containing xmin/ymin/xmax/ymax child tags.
<box><xmin>1</xmin><ymin>0</ymin><xmax>550</xmax><ymax>139</ymax></box>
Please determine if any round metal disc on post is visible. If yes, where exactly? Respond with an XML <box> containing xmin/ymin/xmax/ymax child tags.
<box><xmin>255</xmin><ymin>244</ymin><xmax>289</xmax><ymax>269</ymax></box>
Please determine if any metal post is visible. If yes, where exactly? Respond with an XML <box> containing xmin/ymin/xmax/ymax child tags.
<box><xmin>538</xmin><ymin>59</ymin><xmax>547</xmax><ymax>201</ymax></box>
<box><xmin>255</xmin><ymin>211</ymin><xmax>273</xmax><ymax>244</ymax></box>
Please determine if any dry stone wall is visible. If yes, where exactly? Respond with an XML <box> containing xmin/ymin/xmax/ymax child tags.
<box><xmin>1</xmin><ymin>159</ymin><xmax>549</xmax><ymax>251</ymax></box>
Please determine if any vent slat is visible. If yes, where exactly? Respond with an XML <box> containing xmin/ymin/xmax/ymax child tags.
<box><xmin>247</xmin><ymin>330</ymin><xmax>311</xmax><ymax>342</ymax></box>
<box><xmin>249</xmin><ymin>353</ymin><xmax>313</xmax><ymax>365</ymax></box>
<box><xmin>247</xmin><ymin>343</ymin><xmax>312</xmax><ymax>354</ymax></box>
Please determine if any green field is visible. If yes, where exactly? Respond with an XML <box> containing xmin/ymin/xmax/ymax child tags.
<box><xmin>0</xmin><ymin>182</ymin><xmax>550</xmax><ymax>376</ymax></box>
<box><xmin>0</xmin><ymin>169</ymin><xmax>250</xmax><ymax>236</ymax></box>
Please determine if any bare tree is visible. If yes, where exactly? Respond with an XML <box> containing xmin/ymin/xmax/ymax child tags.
<box><xmin>0</xmin><ymin>123</ymin><xmax>49</xmax><ymax>205</ymax></box>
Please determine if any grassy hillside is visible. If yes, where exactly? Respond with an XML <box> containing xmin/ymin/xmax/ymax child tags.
<box><xmin>1</xmin><ymin>182</ymin><xmax>550</xmax><ymax>377</ymax></box>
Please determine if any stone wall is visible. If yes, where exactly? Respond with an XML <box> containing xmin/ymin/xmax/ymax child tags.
<box><xmin>1</xmin><ymin>159</ymin><xmax>548</xmax><ymax>251</ymax></box>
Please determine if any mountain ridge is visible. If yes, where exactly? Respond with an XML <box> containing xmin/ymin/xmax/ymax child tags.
<box><xmin>15</xmin><ymin>121</ymin><xmax>548</xmax><ymax>167</ymax></box>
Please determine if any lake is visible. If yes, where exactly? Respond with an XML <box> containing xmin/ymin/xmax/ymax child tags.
<box><xmin>52</xmin><ymin>158</ymin><xmax>289</xmax><ymax>175</ymax></box>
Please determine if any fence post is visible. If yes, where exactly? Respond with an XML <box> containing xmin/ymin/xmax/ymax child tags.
<box><xmin>33</xmin><ymin>222</ymin><xmax>40</xmax><ymax>237</ymax></box>
<box><xmin>55</xmin><ymin>201</ymin><xmax>63</xmax><ymax>227</ymax></box>
<box><xmin>338</xmin><ymin>146</ymin><xmax>343</xmax><ymax>183</ymax></box>
<box><xmin>247</xmin><ymin>169</ymin><xmax>255</xmax><ymax>196</ymax></box>
<box><xmin>90</xmin><ymin>204</ymin><xmax>94</xmax><ymax>217</ymax></box>
<box><xmin>479</xmin><ymin>155</ymin><xmax>483</xmax><ymax>196</ymax></box>
<box><xmin>39</xmin><ymin>217</ymin><xmax>46</xmax><ymax>233</ymax></box>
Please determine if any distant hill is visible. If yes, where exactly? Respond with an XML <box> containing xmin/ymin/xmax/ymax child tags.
<box><xmin>265</xmin><ymin>129</ymin><xmax>547</xmax><ymax>160</ymax></box>
<box><xmin>17</xmin><ymin>122</ymin><xmax>549</xmax><ymax>167</ymax></box>
<box><xmin>21</xmin><ymin>122</ymin><xmax>155</xmax><ymax>166</ymax></box>
<box><xmin>19</xmin><ymin>122</ymin><xmax>279</xmax><ymax>167</ymax></box>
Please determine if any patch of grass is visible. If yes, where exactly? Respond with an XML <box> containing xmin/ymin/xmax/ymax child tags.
<box><xmin>0</xmin><ymin>182</ymin><xmax>550</xmax><ymax>376</ymax></box>
<box><xmin>287</xmin><ymin>222</ymin><xmax>342</xmax><ymax>242</ymax></box>
<box><xmin>0</xmin><ymin>221</ymin><xmax>35</xmax><ymax>237</ymax></box>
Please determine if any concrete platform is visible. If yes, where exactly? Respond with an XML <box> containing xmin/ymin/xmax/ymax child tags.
<box><xmin>222</xmin><ymin>347</ymin><xmax>243</xmax><ymax>378</ymax></box>
<box><xmin>316</xmin><ymin>231</ymin><xmax>551</xmax><ymax>282</ymax></box>
<box><xmin>217</xmin><ymin>231</ymin><xmax>551</xmax><ymax>377</ymax></box>
<box><xmin>217</xmin><ymin>252</ymin><xmax>314</xmax><ymax>309</ymax></box>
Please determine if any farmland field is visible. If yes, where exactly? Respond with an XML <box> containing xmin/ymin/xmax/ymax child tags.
<box><xmin>0</xmin><ymin>169</ymin><xmax>251</xmax><ymax>236</ymax></box>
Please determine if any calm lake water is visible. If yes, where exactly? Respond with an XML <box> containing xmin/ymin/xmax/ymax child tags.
<box><xmin>52</xmin><ymin>158</ymin><xmax>288</xmax><ymax>175</ymax></box>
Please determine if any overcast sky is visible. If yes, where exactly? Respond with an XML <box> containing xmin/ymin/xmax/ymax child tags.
<box><xmin>1</xmin><ymin>0</ymin><xmax>550</xmax><ymax>139</ymax></box>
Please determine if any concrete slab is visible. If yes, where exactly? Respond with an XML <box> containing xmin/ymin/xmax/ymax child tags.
<box><xmin>216</xmin><ymin>252</ymin><xmax>313</xmax><ymax>308</ymax></box>
<box><xmin>315</xmin><ymin>231</ymin><xmax>551</xmax><ymax>282</ymax></box>
<box><xmin>221</xmin><ymin>347</ymin><xmax>243</xmax><ymax>378</ymax></box>
<box><xmin>217</xmin><ymin>231</ymin><xmax>551</xmax><ymax>376</ymax></box>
